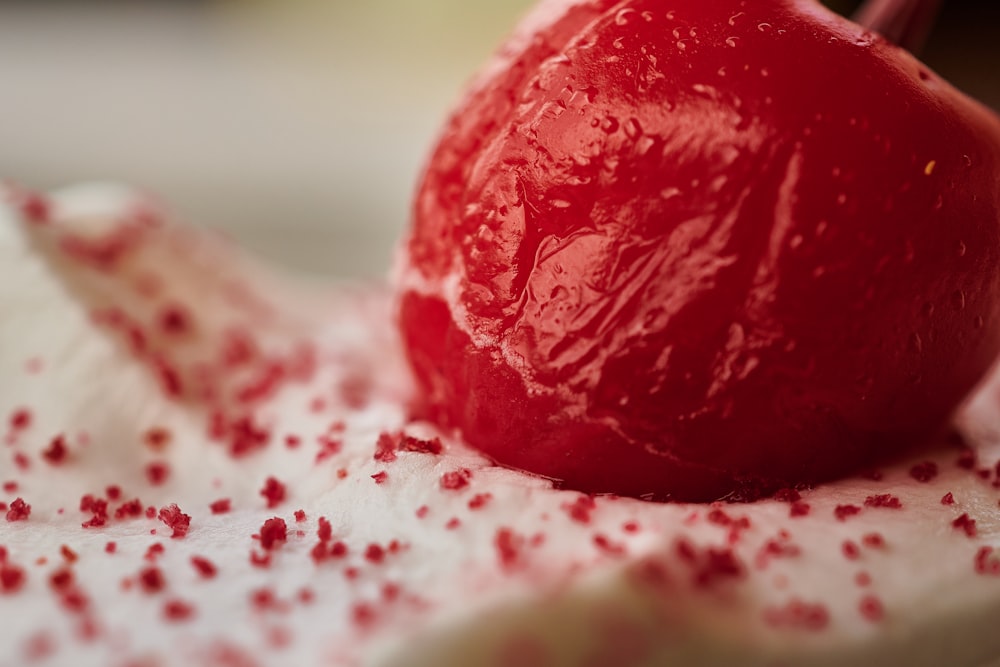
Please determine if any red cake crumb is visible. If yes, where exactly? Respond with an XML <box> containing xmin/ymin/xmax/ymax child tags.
<box><xmin>23</xmin><ymin>632</ymin><xmax>55</xmax><ymax>661</ymax></box>
<box><xmin>763</xmin><ymin>598</ymin><xmax>830</xmax><ymax>631</ymax></box>
<box><xmin>144</xmin><ymin>427</ymin><xmax>172</xmax><ymax>451</ymax></box>
<box><xmin>0</xmin><ymin>562</ymin><xmax>26</xmax><ymax>594</ymax></box>
<box><xmin>440</xmin><ymin>468</ymin><xmax>472</xmax><ymax>491</ymax></box>
<box><xmin>468</xmin><ymin>493</ymin><xmax>493</xmax><ymax>510</ymax></box>
<box><xmin>593</xmin><ymin>534</ymin><xmax>627</xmax><ymax>557</ymax></box>
<box><xmin>864</xmin><ymin>494</ymin><xmax>902</xmax><ymax>509</ymax></box>
<box><xmin>337</xmin><ymin>468</ymin><xmax>349</xmax><ymax>480</ymax></box>
<box><xmin>60</xmin><ymin>545</ymin><xmax>78</xmax><ymax>563</ymax></box>
<box><xmin>952</xmin><ymin>513</ymin><xmax>978</xmax><ymax>538</ymax></box>
<box><xmin>114</xmin><ymin>498</ymin><xmax>144</xmax><ymax>520</ymax></box>
<box><xmin>910</xmin><ymin>461</ymin><xmax>939</xmax><ymax>482</ymax></box>
<box><xmin>1</xmin><ymin>481</ymin><xmax>15</xmax><ymax>493</ymax></box>
<box><xmin>105</xmin><ymin>542</ymin><xmax>117</xmax><ymax>554</ymax></box>
<box><xmin>163</xmin><ymin>599</ymin><xmax>196</xmax><ymax>622</ymax></box>
<box><xmin>145</xmin><ymin>506</ymin><xmax>157</xmax><ymax>519</ymax></box>
<box><xmin>495</xmin><ymin>527</ymin><xmax>526</xmax><ymax>571</ymax></box>
<box><xmin>138</xmin><ymin>567</ymin><xmax>166</xmax><ymax>593</ymax></box>
<box><xmin>259</xmin><ymin>518</ymin><xmax>288</xmax><ymax>550</ymax></box>
<box><xmin>298</xmin><ymin>587</ymin><xmax>315</xmax><ymax>604</ymax></box>
<box><xmin>975</xmin><ymin>547</ymin><xmax>1000</xmax><ymax>576</ymax></box>
<box><xmin>365</xmin><ymin>544</ymin><xmax>386</xmax><ymax>564</ymax></box>
<box><xmin>755</xmin><ymin>537</ymin><xmax>802</xmax><ymax>569</ymax></box>
<box><xmin>145</xmin><ymin>544</ymin><xmax>165</xmax><ymax>562</ymax></box>
<box><xmin>956</xmin><ymin>448</ymin><xmax>977</xmax><ymax>470</ymax></box>
<box><xmin>330</xmin><ymin>541</ymin><xmax>348</xmax><ymax>558</ymax></box>
<box><xmin>294</xmin><ymin>510</ymin><xmax>306</xmax><ymax>523</ymax></box>
<box><xmin>5</xmin><ymin>498</ymin><xmax>30</xmax><ymax>522</ymax></box>
<box><xmin>259</xmin><ymin>477</ymin><xmax>287</xmax><ymax>508</ymax></box>
<box><xmin>145</xmin><ymin>461</ymin><xmax>171</xmax><ymax>486</ymax></box>
<box><xmin>859</xmin><ymin>595</ymin><xmax>885</xmax><ymax>622</ymax></box>
<box><xmin>622</xmin><ymin>521</ymin><xmax>640</xmax><ymax>533</ymax></box>
<box><xmin>415</xmin><ymin>505</ymin><xmax>429</xmax><ymax>519</ymax></box>
<box><xmin>12</xmin><ymin>452</ymin><xmax>30</xmax><ymax>471</ymax></box>
<box><xmin>42</xmin><ymin>435</ymin><xmax>68</xmax><ymax>465</ymax></box>
<box><xmin>862</xmin><ymin>533</ymin><xmax>886</xmax><ymax>549</ymax></box>
<box><xmin>224</xmin><ymin>416</ymin><xmax>271</xmax><ymax>458</ymax></box>
<box><xmin>373</xmin><ymin>432</ymin><xmax>399</xmax><ymax>463</ymax></box>
<box><xmin>445</xmin><ymin>517</ymin><xmax>461</xmax><ymax>530</ymax></box>
<box><xmin>8</xmin><ymin>407</ymin><xmax>32</xmax><ymax>432</ymax></box>
<box><xmin>285</xmin><ymin>435</ymin><xmax>301</xmax><ymax>449</ymax></box>
<box><xmin>941</xmin><ymin>492</ymin><xmax>956</xmax><ymax>505</ymax></box>
<box><xmin>105</xmin><ymin>485</ymin><xmax>122</xmax><ymax>501</ymax></box>
<box><xmin>317</xmin><ymin>517</ymin><xmax>332</xmax><ymax>542</ymax></box>
<box><xmin>209</xmin><ymin>498</ymin><xmax>232</xmax><ymax>514</ymax></box>
<box><xmin>158</xmin><ymin>504</ymin><xmax>191</xmax><ymax>538</ymax></box>
<box><xmin>352</xmin><ymin>602</ymin><xmax>377</xmax><ymax>628</ymax></box>
<box><xmin>399</xmin><ymin>435</ymin><xmax>444</xmax><ymax>456</ymax></box>
<box><xmin>250</xmin><ymin>551</ymin><xmax>272</xmax><ymax>568</ymax></box>
<box><xmin>563</xmin><ymin>495</ymin><xmax>597</xmax><ymax>524</ymax></box>
<box><xmin>773</xmin><ymin>488</ymin><xmax>802</xmax><ymax>503</ymax></box>
<box><xmin>856</xmin><ymin>572</ymin><xmax>873</xmax><ymax>587</ymax></box>
<box><xmin>790</xmin><ymin>502</ymin><xmax>811</xmax><ymax>517</ymax></box>
<box><xmin>842</xmin><ymin>540</ymin><xmax>861</xmax><ymax>560</ymax></box>
<box><xmin>371</xmin><ymin>471</ymin><xmax>389</xmax><ymax>485</ymax></box>
<box><xmin>834</xmin><ymin>505</ymin><xmax>861</xmax><ymax>521</ymax></box>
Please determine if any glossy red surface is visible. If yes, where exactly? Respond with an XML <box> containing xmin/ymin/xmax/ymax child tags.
<box><xmin>398</xmin><ymin>0</ymin><xmax>1000</xmax><ymax>501</ymax></box>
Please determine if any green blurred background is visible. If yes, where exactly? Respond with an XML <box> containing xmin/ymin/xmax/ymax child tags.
<box><xmin>0</xmin><ymin>0</ymin><xmax>996</xmax><ymax>277</ymax></box>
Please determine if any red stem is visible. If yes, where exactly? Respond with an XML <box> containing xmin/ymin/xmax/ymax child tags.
<box><xmin>852</xmin><ymin>0</ymin><xmax>943</xmax><ymax>55</ymax></box>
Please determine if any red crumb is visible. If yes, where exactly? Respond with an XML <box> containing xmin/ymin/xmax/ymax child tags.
<box><xmin>105</xmin><ymin>542</ymin><xmax>117</xmax><ymax>554</ymax></box>
<box><xmin>399</xmin><ymin>435</ymin><xmax>444</xmax><ymax>456</ymax></box>
<box><xmin>623</xmin><ymin>521</ymin><xmax>640</xmax><ymax>533</ymax></box>
<box><xmin>337</xmin><ymin>468</ymin><xmax>349</xmax><ymax>479</ymax></box>
<box><xmin>416</xmin><ymin>505</ymin><xmax>429</xmax><ymax>519</ymax></box>
<box><xmin>259</xmin><ymin>518</ymin><xmax>288</xmax><ymax>551</ymax></box>
<box><xmin>952</xmin><ymin>513</ymin><xmax>978</xmax><ymax>538</ymax></box>
<box><xmin>1</xmin><ymin>482</ymin><xmax>15</xmax><ymax>493</ymax></box>
<box><xmin>5</xmin><ymin>498</ymin><xmax>30</xmax><ymax>522</ymax></box>
<box><xmin>0</xmin><ymin>562</ymin><xmax>26</xmax><ymax>594</ymax></box>
<box><xmin>754</xmin><ymin>537</ymin><xmax>802</xmax><ymax>569</ymax></box>
<box><xmin>974</xmin><ymin>547</ymin><xmax>1000</xmax><ymax>576</ymax></box>
<box><xmin>593</xmin><ymin>534</ymin><xmax>627</xmax><ymax>556</ymax></box>
<box><xmin>145</xmin><ymin>544</ymin><xmax>165</xmax><ymax>562</ymax></box>
<box><xmin>763</xmin><ymin>598</ymin><xmax>830</xmax><ymax>631</ymax></box>
<box><xmin>298</xmin><ymin>587</ymin><xmax>315</xmax><ymax>604</ymax></box>
<box><xmin>468</xmin><ymin>493</ymin><xmax>493</xmax><ymax>510</ymax></box>
<box><xmin>790</xmin><ymin>502</ymin><xmax>811</xmax><ymax>517</ymax></box>
<box><xmin>373</xmin><ymin>432</ymin><xmax>399</xmax><ymax>463</ymax></box>
<box><xmin>42</xmin><ymin>435</ymin><xmax>68</xmax><ymax>465</ymax></box>
<box><xmin>440</xmin><ymin>468</ymin><xmax>472</xmax><ymax>491</ymax></box>
<box><xmin>224</xmin><ymin>416</ymin><xmax>272</xmax><ymax>458</ymax></box>
<box><xmin>495</xmin><ymin>527</ymin><xmax>526</xmax><ymax>570</ymax></box>
<box><xmin>190</xmin><ymin>555</ymin><xmax>218</xmax><ymax>579</ymax></box>
<box><xmin>259</xmin><ymin>477</ymin><xmax>287</xmax><ymax>508</ymax></box>
<box><xmin>842</xmin><ymin>540</ymin><xmax>861</xmax><ymax>560</ymax></box>
<box><xmin>956</xmin><ymin>448</ymin><xmax>977</xmax><ymax>470</ymax></box>
<box><xmin>563</xmin><ymin>495</ymin><xmax>597</xmax><ymax>524</ymax></box>
<box><xmin>138</xmin><ymin>567</ymin><xmax>166</xmax><ymax>593</ymax></box>
<box><xmin>158</xmin><ymin>305</ymin><xmax>192</xmax><ymax>336</ymax></box>
<box><xmin>114</xmin><ymin>498</ymin><xmax>144</xmax><ymax>520</ymax></box>
<box><xmin>158</xmin><ymin>504</ymin><xmax>191</xmax><ymax>539</ymax></box>
<box><xmin>861</xmin><ymin>533</ymin><xmax>886</xmax><ymax>549</ymax></box>
<box><xmin>105</xmin><ymin>485</ymin><xmax>122</xmax><ymax>501</ymax></box>
<box><xmin>250</xmin><ymin>551</ymin><xmax>272</xmax><ymax>568</ymax></box>
<box><xmin>864</xmin><ymin>494</ymin><xmax>902</xmax><ymax>509</ymax></box>
<box><xmin>294</xmin><ymin>510</ymin><xmax>306</xmax><ymax>523</ymax></box>
<box><xmin>859</xmin><ymin>595</ymin><xmax>885</xmax><ymax>622</ymax></box>
<box><xmin>445</xmin><ymin>517</ymin><xmax>461</xmax><ymax>530</ymax></box>
<box><xmin>145</xmin><ymin>461</ymin><xmax>171</xmax><ymax>486</ymax></box>
<box><xmin>773</xmin><ymin>488</ymin><xmax>802</xmax><ymax>502</ymax></box>
<box><xmin>855</xmin><ymin>572</ymin><xmax>872</xmax><ymax>587</ymax></box>
<box><xmin>9</xmin><ymin>408</ymin><xmax>32</xmax><ymax>432</ymax></box>
<box><xmin>371</xmin><ymin>471</ymin><xmax>389</xmax><ymax>485</ymax></box>
<box><xmin>153</xmin><ymin>357</ymin><xmax>184</xmax><ymax>398</ymax></box>
<box><xmin>364</xmin><ymin>544</ymin><xmax>386</xmax><ymax>564</ymax></box>
<box><xmin>163</xmin><ymin>599</ymin><xmax>196</xmax><ymax>622</ymax></box>
<box><xmin>910</xmin><ymin>461</ymin><xmax>939</xmax><ymax>482</ymax></box>
<box><xmin>676</xmin><ymin>540</ymin><xmax>746</xmax><ymax>588</ymax></box>
<box><xmin>284</xmin><ymin>435</ymin><xmax>301</xmax><ymax>449</ymax></box>
<box><xmin>834</xmin><ymin>505</ymin><xmax>862</xmax><ymax>521</ymax></box>
<box><xmin>209</xmin><ymin>498</ymin><xmax>232</xmax><ymax>515</ymax></box>
<box><xmin>145</xmin><ymin>506</ymin><xmax>157</xmax><ymax>519</ymax></box>
<box><xmin>941</xmin><ymin>492</ymin><xmax>956</xmax><ymax>505</ymax></box>
<box><xmin>12</xmin><ymin>452</ymin><xmax>30</xmax><ymax>471</ymax></box>
<box><xmin>317</xmin><ymin>517</ymin><xmax>332</xmax><ymax>542</ymax></box>
<box><xmin>60</xmin><ymin>545</ymin><xmax>78</xmax><ymax>563</ymax></box>
<box><xmin>144</xmin><ymin>427</ymin><xmax>172</xmax><ymax>451</ymax></box>
<box><xmin>330</xmin><ymin>541</ymin><xmax>348</xmax><ymax>558</ymax></box>
<box><xmin>352</xmin><ymin>602</ymin><xmax>377</xmax><ymax>628</ymax></box>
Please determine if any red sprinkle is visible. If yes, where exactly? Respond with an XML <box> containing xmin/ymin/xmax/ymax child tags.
<box><xmin>259</xmin><ymin>518</ymin><xmax>288</xmax><ymax>551</ymax></box>
<box><xmin>5</xmin><ymin>498</ymin><xmax>30</xmax><ymax>522</ymax></box>
<box><xmin>158</xmin><ymin>504</ymin><xmax>191</xmax><ymax>539</ymax></box>
<box><xmin>440</xmin><ymin>468</ymin><xmax>472</xmax><ymax>491</ymax></box>
<box><xmin>259</xmin><ymin>477</ymin><xmax>287</xmax><ymax>509</ymax></box>
<box><xmin>953</xmin><ymin>513</ymin><xmax>978</xmax><ymax>538</ymax></box>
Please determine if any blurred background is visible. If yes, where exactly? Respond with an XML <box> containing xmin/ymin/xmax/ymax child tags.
<box><xmin>0</xmin><ymin>0</ymin><xmax>997</xmax><ymax>278</ymax></box>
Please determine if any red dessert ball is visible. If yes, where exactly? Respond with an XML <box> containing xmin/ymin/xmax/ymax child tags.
<box><xmin>397</xmin><ymin>0</ymin><xmax>1000</xmax><ymax>501</ymax></box>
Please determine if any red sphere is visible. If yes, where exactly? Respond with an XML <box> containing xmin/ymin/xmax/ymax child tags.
<box><xmin>397</xmin><ymin>0</ymin><xmax>1000</xmax><ymax>501</ymax></box>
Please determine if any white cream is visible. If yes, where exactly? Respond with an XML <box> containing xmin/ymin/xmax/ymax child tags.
<box><xmin>0</xmin><ymin>185</ymin><xmax>998</xmax><ymax>667</ymax></box>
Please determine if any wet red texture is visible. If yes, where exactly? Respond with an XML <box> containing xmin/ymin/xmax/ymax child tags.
<box><xmin>158</xmin><ymin>504</ymin><xmax>191</xmax><ymax>539</ymax></box>
<box><xmin>260</xmin><ymin>477</ymin><xmax>287</xmax><ymax>508</ymax></box>
<box><xmin>399</xmin><ymin>0</ymin><xmax>1000</xmax><ymax>501</ymax></box>
<box><xmin>259</xmin><ymin>518</ymin><xmax>288</xmax><ymax>551</ymax></box>
<box><xmin>5</xmin><ymin>498</ymin><xmax>30</xmax><ymax>522</ymax></box>
<box><xmin>952</xmin><ymin>513</ymin><xmax>978</xmax><ymax>538</ymax></box>
<box><xmin>763</xmin><ymin>598</ymin><xmax>830</xmax><ymax>632</ymax></box>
